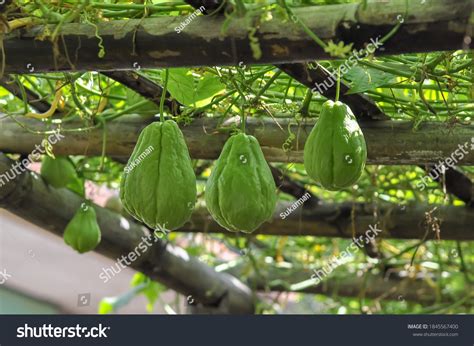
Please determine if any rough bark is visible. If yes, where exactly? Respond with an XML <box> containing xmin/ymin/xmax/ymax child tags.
<box><xmin>2</xmin><ymin>0</ymin><xmax>470</xmax><ymax>73</ymax></box>
<box><xmin>0</xmin><ymin>154</ymin><xmax>254</xmax><ymax>314</ymax></box>
<box><xmin>270</xmin><ymin>165</ymin><xmax>320</xmax><ymax>207</ymax></box>
<box><xmin>101</xmin><ymin>71</ymin><xmax>177</xmax><ymax>110</ymax></box>
<box><xmin>222</xmin><ymin>263</ymin><xmax>456</xmax><ymax>305</ymax></box>
<box><xmin>184</xmin><ymin>202</ymin><xmax>474</xmax><ymax>240</ymax></box>
<box><xmin>2</xmin><ymin>115</ymin><xmax>474</xmax><ymax>166</ymax></box>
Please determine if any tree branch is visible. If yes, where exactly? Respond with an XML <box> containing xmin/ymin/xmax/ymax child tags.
<box><xmin>270</xmin><ymin>165</ymin><xmax>320</xmax><ymax>207</ymax></box>
<box><xmin>184</xmin><ymin>203</ymin><xmax>474</xmax><ymax>240</ymax></box>
<box><xmin>0</xmin><ymin>75</ymin><xmax>57</xmax><ymax>114</ymax></box>
<box><xmin>221</xmin><ymin>262</ymin><xmax>457</xmax><ymax>305</ymax></box>
<box><xmin>101</xmin><ymin>71</ymin><xmax>178</xmax><ymax>111</ymax></box>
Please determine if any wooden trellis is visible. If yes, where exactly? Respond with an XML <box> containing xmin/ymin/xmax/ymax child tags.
<box><xmin>0</xmin><ymin>0</ymin><xmax>472</xmax><ymax>314</ymax></box>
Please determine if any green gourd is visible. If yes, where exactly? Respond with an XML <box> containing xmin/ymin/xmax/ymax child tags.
<box><xmin>205</xmin><ymin>133</ymin><xmax>277</xmax><ymax>233</ymax></box>
<box><xmin>120</xmin><ymin>120</ymin><xmax>196</xmax><ymax>230</ymax></box>
<box><xmin>41</xmin><ymin>156</ymin><xmax>78</xmax><ymax>188</ymax></box>
<box><xmin>64</xmin><ymin>203</ymin><xmax>101</xmax><ymax>253</ymax></box>
<box><xmin>304</xmin><ymin>100</ymin><xmax>367</xmax><ymax>190</ymax></box>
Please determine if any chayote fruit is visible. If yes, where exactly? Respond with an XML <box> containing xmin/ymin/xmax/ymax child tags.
<box><xmin>64</xmin><ymin>203</ymin><xmax>101</xmax><ymax>254</ymax></box>
<box><xmin>304</xmin><ymin>100</ymin><xmax>367</xmax><ymax>190</ymax></box>
<box><xmin>205</xmin><ymin>133</ymin><xmax>277</xmax><ymax>233</ymax></box>
<box><xmin>41</xmin><ymin>156</ymin><xmax>78</xmax><ymax>188</ymax></box>
<box><xmin>120</xmin><ymin>120</ymin><xmax>197</xmax><ymax>230</ymax></box>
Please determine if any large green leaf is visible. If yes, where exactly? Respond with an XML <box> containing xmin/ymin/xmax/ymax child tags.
<box><xmin>165</xmin><ymin>68</ymin><xmax>225</xmax><ymax>107</ymax></box>
<box><xmin>345</xmin><ymin>66</ymin><xmax>395</xmax><ymax>94</ymax></box>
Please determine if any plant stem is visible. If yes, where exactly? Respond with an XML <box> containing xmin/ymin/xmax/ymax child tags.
<box><xmin>160</xmin><ymin>69</ymin><xmax>169</xmax><ymax>122</ymax></box>
<box><xmin>335</xmin><ymin>66</ymin><xmax>341</xmax><ymax>102</ymax></box>
<box><xmin>253</xmin><ymin>70</ymin><xmax>282</xmax><ymax>103</ymax></box>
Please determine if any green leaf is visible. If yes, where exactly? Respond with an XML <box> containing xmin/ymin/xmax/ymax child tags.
<box><xmin>195</xmin><ymin>75</ymin><xmax>226</xmax><ymax>107</ymax></box>
<box><xmin>97</xmin><ymin>275</ymin><xmax>161</xmax><ymax>314</ymax></box>
<box><xmin>165</xmin><ymin>69</ymin><xmax>225</xmax><ymax>107</ymax></box>
<box><xmin>67</xmin><ymin>177</ymin><xmax>85</xmax><ymax>197</ymax></box>
<box><xmin>124</xmin><ymin>89</ymin><xmax>159</xmax><ymax>114</ymax></box>
<box><xmin>131</xmin><ymin>273</ymin><xmax>166</xmax><ymax>312</ymax></box>
<box><xmin>345</xmin><ymin>66</ymin><xmax>395</xmax><ymax>94</ymax></box>
<box><xmin>165</xmin><ymin>69</ymin><xmax>195</xmax><ymax>106</ymax></box>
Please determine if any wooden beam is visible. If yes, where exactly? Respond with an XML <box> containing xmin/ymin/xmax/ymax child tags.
<box><xmin>3</xmin><ymin>0</ymin><xmax>470</xmax><ymax>73</ymax></box>
<box><xmin>101</xmin><ymin>71</ymin><xmax>177</xmax><ymax>110</ymax></box>
<box><xmin>184</xmin><ymin>202</ymin><xmax>474</xmax><ymax>240</ymax></box>
<box><xmin>221</xmin><ymin>263</ymin><xmax>457</xmax><ymax>305</ymax></box>
<box><xmin>1</xmin><ymin>116</ymin><xmax>474</xmax><ymax>165</ymax></box>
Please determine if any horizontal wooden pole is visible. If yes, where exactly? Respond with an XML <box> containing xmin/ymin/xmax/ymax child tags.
<box><xmin>3</xmin><ymin>0</ymin><xmax>470</xmax><ymax>73</ymax></box>
<box><xmin>221</xmin><ymin>262</ymin><xmax>457</xmax><ymax>305</ymax></box>
<box><xmin>1</xmin><ymin>116</ymin><xmax>474</xmax><ymax>165</ymax></box>
<box><xmin>185</xmin><ymin>202</ymin><xmax>474</xmax><ymax>240</ymax></box>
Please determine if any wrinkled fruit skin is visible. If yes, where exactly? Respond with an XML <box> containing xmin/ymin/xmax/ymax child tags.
<box><xmin>205</xmin><ymin>133</ymin><xmax>277</xmax><ymax>233</ymax></box>
<box><xmin>41</xmin><ymin>156</ymin><xmax>77</xmax><ymax>188</ymax></box>
<box><xmin>120</xmin><ymin>120</ymin><xmax>196</xmax><ymax>230</ymax></box>
<box><xmin>64</xmin><ymin>205</ymin><xmax>101</xmax><ymax>254</ymax></box>
<box><xmin>304</xmin><ymin>100</ymin><xmax>367</xmax><ymax>191</ymax></box>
